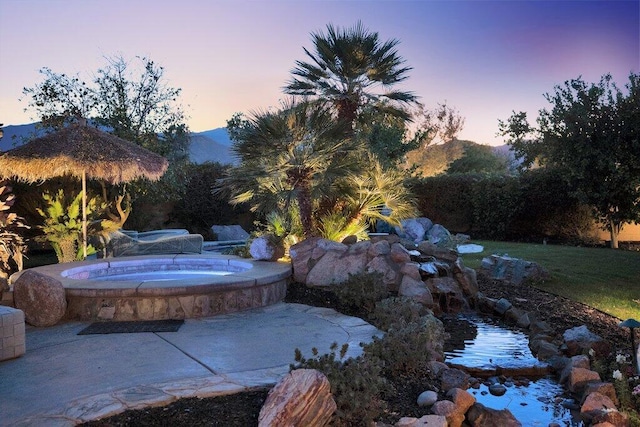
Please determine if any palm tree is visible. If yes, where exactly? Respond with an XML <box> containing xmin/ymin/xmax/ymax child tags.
<box><xmin>224</xmin><ymin>100</ymin><xmax>364</xmax><ymax>237</ymax></box>
<box><xmin>284</xmin><ymin>21</ymin><xmax>418</xmax><ymax>128</ymax></box>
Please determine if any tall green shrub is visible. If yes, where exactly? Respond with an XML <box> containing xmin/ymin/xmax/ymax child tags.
<box><xmin>470</xmin><ymin>175</ymin><xmax>521</xmax><ymax>240</ymax></box>
<box><xmin>408</xmin><ymin>174</ymin><xmax>478</xmax><ymax>232</ymax></box>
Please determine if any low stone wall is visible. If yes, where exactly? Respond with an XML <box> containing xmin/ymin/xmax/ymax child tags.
<box><xmin>290</xmin><ymin>235</ymin><xmax>478</xmax><ymax>314</ymax></box>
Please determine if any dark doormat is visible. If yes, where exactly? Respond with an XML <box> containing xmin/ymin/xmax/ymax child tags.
<box><xmin>78</xmin><ymin>319</ymin><xmax>184</xmax><ymax>335</ymax></box>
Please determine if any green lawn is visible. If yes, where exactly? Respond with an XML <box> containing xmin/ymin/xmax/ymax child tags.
<box><xmin>460</xmin><ymin>240</ymin><xmax>640</xmax><ymax>321</ymax></box>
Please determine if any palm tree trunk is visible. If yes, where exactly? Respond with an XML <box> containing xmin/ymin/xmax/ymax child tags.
<box><xmin>296</xmin><ymin>182</ymin><xmax>315</xmax><ymax>238</ymax></box>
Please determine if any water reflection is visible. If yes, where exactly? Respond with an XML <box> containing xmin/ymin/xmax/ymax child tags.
<box><xmin>443</xmin><ymin>314</ymin><xmax>582</xmax><ymax>426</ymax></box>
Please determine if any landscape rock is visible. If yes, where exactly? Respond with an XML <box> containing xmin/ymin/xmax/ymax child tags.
<box><xmin>580</xmin><ymin>392</ymin><xmax>617</xmax><ymax>424</ymax></box>
<box><xmin>306</xmin><ymin>251</ymin><xmax>354</xmax><ymax>286</ymax></box>
<box><xmin>426</xmin><ymin>224</ymin><xmax>451</xmax><ymax>246</ymax></box>
<box><xmin>427</xmin><ymin>277</ymin><xmax>469</xmax><ymax>313</ymax></box>
<box><xmin>563</xmin><ymin>325</ymin><xmax>610</xmax><ymax>357</ymax></box>
<box><xmin>582</xmin><ymin>382</ymin><xmax>619</xmax><ymax>407</ymax></box>
<box><xmin>390</xmin><ymin>243</ymin><xmax>412</xmax><ymax>263</ymax></box>
<box><xmin>289</xmin><ymin>237</ymin><xmax>323</xmax><ymax>282</ymax></box>
<box><xmin>480</xmin><ymin>254</ymin><xmax>548</xmax><ymax>286</ymax></box>
<box><xmin>395</xmin><ymin>415</ymin><xmax>447</xmax><ymax>427</ymax></box>
<box><xmin>399</xmin><ymin>276</ymin><xmax>434</xmax><ymax>307</ymax></box>
<box><xmin>417</xmin><ymin>241</ymin><xmax>458</xmax><ymax>263</ymax></box>
<box><xmin>400</xmin><ymin>262</ymin><xmax>422</xmax><ymax>281</ymax></box>
<box><xmin>431</xmin><ymin>399</ymin><xmax>464</xmax><ymax>427</ymax></box>
<box><xmin>258</xmin><ymin>369</ymin><xmax>336</xmax><ymax>427</ymax></box>
<box><xmin>211</xmin><ymin>224</ymin><xmax>249</xmax><ymax>241</ymax></box>
<box><xmin>488</xmin><ymin>383</ymin><xmax>507</xmax><ymax>396</ymax></box>
<box><xmin>451</xmin><ymin>259</ymin><xmax>478</xmax><ymax>297</ymax></box>
<box><xmin>466</xmin><ymin>403</ymin><xmax>522</xmax><ymax>427</ymax></box>
<box><xmin>568</xmin><ymin>367</ymin><xmax>601</xmax><ymax>393</ymax></box>
<box><xmin>447</xmin><ymin>387</ymin><xmax>476</xmax><ymax>415</ymax></box>
<box><xmin>366</xmin><ymin>255</ymin><xmax>402</xmax><ymax>291</ymax></box>
<box><xmin>249</xmin><ymin>235</ymin><xmax>285</xmax><ymax>261</ymax></box>
<box><xmin>416</xmin><ymin>390</ymin><xmax>438</xmax><ymax>407</ymax></box>
<box><xmin>13</xmin><ymin>270</ymin><xmax>67</xmax><ymax>327</ymax></box>
<box><xmin>441</xmin><ymin>367</ymin><xmax>470</xmax><ymax>391</ymax></box>
<box><xmin>494</xmin><ymin>297</ymin><xmax>512</xmax><ymax>315</ymax></box>
<box><xmin>368</xmin><ymin>239</ymin><xmax>391</xmax><ymax>257</ymax></box>
<box><xmin>395</xmin><ymin>218</ymin><xmax>427</xmax><ymax>243</ymax></box>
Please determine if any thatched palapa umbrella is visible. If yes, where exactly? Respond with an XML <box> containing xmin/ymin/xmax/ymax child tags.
<box><xmin>0</xmin><ymin>119</ymin><xmax>169</xmax><ymax>258</ymax></box>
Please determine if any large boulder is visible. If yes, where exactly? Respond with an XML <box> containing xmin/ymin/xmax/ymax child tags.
<box><xmin>395</xmin><ymin>218</ymin><xmax>429</xmax><ymax>243</ymax></box>
<box><xmin>466</xmin><ymin>403</ymin><xmax>522</xmax><ymax>427</ymax></box>
<box><xmin>563</xmin><ymin>325</ymin><xmax>610</xmax><ymax>357</ymax></box>
<box><xmin>249</xmin><ymin>235</ymin><xmax>285</xmax><ymax>261</ymax></box>
<box><xmin>13</xmin><ymin>270</ymin><xmax>67</xmax><ymax>327</ymax></box>
<box><xmin>580</xmin><ymin>392</ymin><xmax>618</xmax><ymax>424</ymax></box>
<box><xmin>289</xmin><ymin>237</ymin><xmax>324</xmax><ymax>283</ymax></box>
<box><xmin>211</xmin><ymin>224</ymin><xmax>249</xmax><ymax>241</ymax></box>
<box><xmin>480</xmin><ymin>255</ymin><xmax>548</xmax><ymax>285</ymax></box>
<box><xmin>306</xmin><ymin>248</ymin><xmax>367</xmax><ymax>287</ymax></box>
<box><xmin>399</xmin><ymin>275</ymin><xmax>434</xmax><ymax>307</ymax></box>
<box><xmin>426</xmin><ymin>224</ymin><xmax>451</xmax><ymax>246</ymax></box>
<box><xmin>258</xmin><ymin>369</ymin><xmax>336</xmax><ymax>427</ymax></box>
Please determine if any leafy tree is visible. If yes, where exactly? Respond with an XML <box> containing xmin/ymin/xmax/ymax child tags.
<box><xmin>446</xmin><ymin>142</ymin><xmax>509</xmax><ymax>175</ymax></box>
<box><xmin>23</xmin><ymin>56</ymin><xmax>188</xmax><ymax>158</ymax></box>
<box><xmin>22</xmin><ymin>56</ymin><xmax>191</xmax><ymax>227</ymax></box>
<box><xmin>499</xmin><ymin>73</ymin><xmax>640</xmax><ymax>248</ymax></box>
<box><xmin>411</xmin><ymin>102</ymin><xmax>466</xmax><ymax>148</ymax></box>
<box><xmin>361</xmin><ymin>111</ymin><xmax>420</xmax><ymax>168</ymax></box>
<box><xmin>284</xmin><ymin>21</ymin><xmax>418</xmax><ymax>127</ymax></box>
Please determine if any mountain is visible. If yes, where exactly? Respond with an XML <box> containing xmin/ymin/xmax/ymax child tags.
<box><xmin>189</xmin><ymin>132</ymin><xmax>236</xmax><ymax>165</ymax></box>
<box><xmin>0</xmin><ymin>123</ymin><xmax>237</xmax><ymax>165</ymax></box>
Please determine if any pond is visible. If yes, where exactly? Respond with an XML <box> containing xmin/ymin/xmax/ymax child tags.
<box><xmin>443</xmin><ymin>313</ymin><xmax>582</xmax><ymax>426</ymax></box>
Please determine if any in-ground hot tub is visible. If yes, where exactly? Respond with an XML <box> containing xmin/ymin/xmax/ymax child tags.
<box><xmin>23</xmin><ymin>254</ymin><xmax>291</xmax><ymax>321</ymax></box>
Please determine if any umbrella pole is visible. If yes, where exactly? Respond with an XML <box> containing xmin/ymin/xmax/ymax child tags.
<box><xmin>82</xmin><ymin>170</ymin><xmax>87</xmax><ymax>259</ymax></box>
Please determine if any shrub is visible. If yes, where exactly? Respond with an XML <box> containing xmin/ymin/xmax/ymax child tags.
<box><xmin>333</xmin><ymin>272</ymin><xmax>388</xmax><ymax>313</ymax></box>
<box><xmin>171</xmin><ymin>162</ymin><xmax>253</xmax><ymax>238</ymax></box>
<box><xmin>407</xmin><ymin>174</ymin><xmax>479</xmax><ymax>233</ymax></box>
<box><xmin>470</xmin><ymin>175</ymin><xmax>521</xmax><ymax>240</ymax></box>
<box><xmin>363</xmin><ymin>314</ymin><xmax>445</xmax><ymax>377</ymax></box>
<box><xmin>292</xmin><ymin>343</ymin><xmax>390</xmax><ymax>427</ymax></box>
<box><xmin>0</xmin><ymin>182</ymin><xmax>29</xmax><ymax>279</ymax></box>
<box><xmin>370</xmin><ymin>296</ymin><xmax>431</xmax><ymax>331</ymax></box>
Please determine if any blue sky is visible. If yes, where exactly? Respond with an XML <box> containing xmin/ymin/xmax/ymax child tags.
<box><xmin>0</xmin><ymin>0</ymin><xmax>638</xmax><ymax>145</ymax></box>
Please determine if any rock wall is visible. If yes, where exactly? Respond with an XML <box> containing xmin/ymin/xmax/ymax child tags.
<box><xmin>289</xmin><ymin>235</ymin><xmax>478</xmax><ymax>314</ymax></box>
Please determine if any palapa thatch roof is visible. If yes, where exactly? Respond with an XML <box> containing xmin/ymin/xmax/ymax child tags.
<box><xmin>0</xmin><ymin>122</ymin><xmax>168</xmax><ymax>184</ymax></box>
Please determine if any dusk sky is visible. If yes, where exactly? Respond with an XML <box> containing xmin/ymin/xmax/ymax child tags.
<box><xmin>0</xmin><ymin>0</ymin><xmax>638</xmax><ymax>145</ymax></box>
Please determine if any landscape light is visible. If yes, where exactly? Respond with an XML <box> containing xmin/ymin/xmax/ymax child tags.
<box><xmin>619</xmin><ymin>318</ymin><xmax>640</xmax><ymax>373</ymax></box>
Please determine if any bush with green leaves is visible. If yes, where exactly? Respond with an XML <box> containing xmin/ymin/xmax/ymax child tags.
<box><xmin>36</xmin><ymin>190</ymin><xmax>104</xmax><ymax>262</ymax></box>
<box><xmin>370</xmin><ymin>296</ymin><xmax>431</xmax><ymax>331</ymax></box>
<box><xmin>292</xmin><ymin>343</ymin><xmax>391</xmax><ymax>427</ymax></box>
<box><xmin>363</xmin><ymin>314</ymin><xmax>445</xmax><ymax>377</ymax></box>
<box><xmin>333</xmin><ymin>272</ymin><xmax>388</xmax><ymax>313</ymax></box>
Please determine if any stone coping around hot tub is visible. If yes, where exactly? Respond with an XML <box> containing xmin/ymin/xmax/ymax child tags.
<box><xmin>12</xmin><ymin>254</ymin><xmax>292</xmax><ymax>298</ymax></box>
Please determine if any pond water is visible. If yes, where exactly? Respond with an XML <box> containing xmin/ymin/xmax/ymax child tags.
<box><xmin>443</xmin><ymin>314</ymin><xmax>582</xmax><ymax>426</ymax></box>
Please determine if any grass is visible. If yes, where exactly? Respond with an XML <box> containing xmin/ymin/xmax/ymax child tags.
<box><xmin>460</xmin><ymin>240</ymin><xmax>640</xmax><ymax>321</ymax></box>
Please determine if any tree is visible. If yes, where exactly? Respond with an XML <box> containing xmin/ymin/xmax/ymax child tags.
<box><xmin>22</xmin><ymin>55</ymin><xmax>189</xmax><ymax>162</ymax></box>
<box><xmin>446</xmin><ymin>142</ymin><xmax>509</xmax><ymax>175</ymax></box>
<box><xmin>22</xmin><ymin>56</ymin><xmax>191</xmax><ymax>229</ymax></box>
<box><xmin>224</xmin><ymin>100</ymin><xmax>361</xmax><ymax>237</ymax></box>
<box><xmin>284</xmin><ymin>21</ymin><xmax>418</xmax><ymax>128</ymax></box>
<box><xmin>499</xmin><ymin>73</ymin><xmax>640</xmax><ymax>248</ymax></box>
<box><xmin>224</xmin><ymin>101</ymin><xmax>416</xmax><ymax>240</ymax></box>
<box><xmin>360</xmin><ymin>110</ymin><xmax>420</xmax><ymax>168</ymax></box>
<box><xmin>411</xmin><ymin>102</ymin><xmax>466</xmax><ymax>148</ymax></box>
